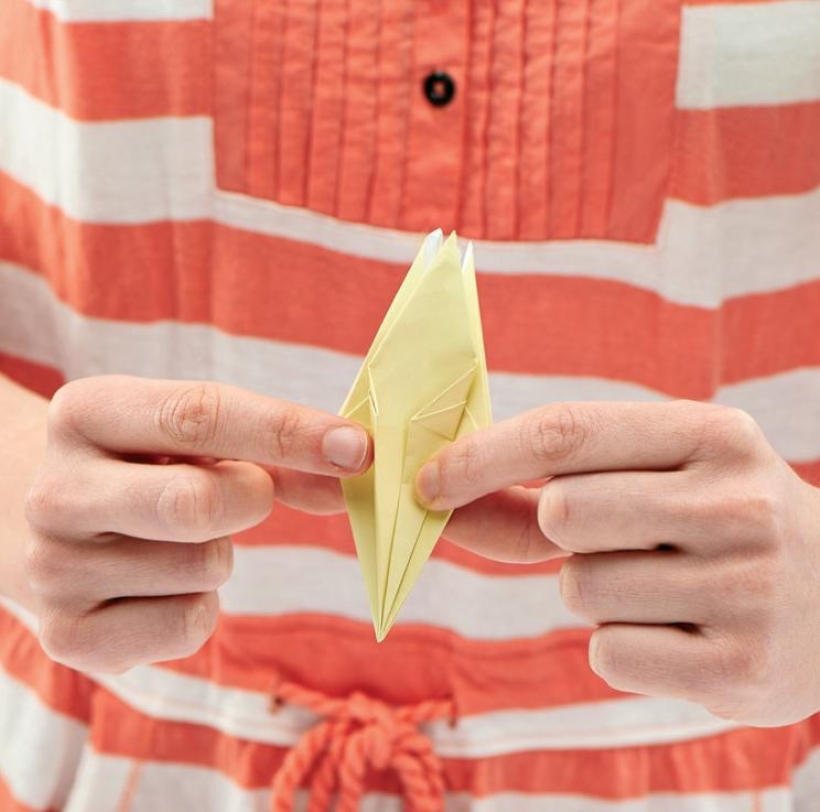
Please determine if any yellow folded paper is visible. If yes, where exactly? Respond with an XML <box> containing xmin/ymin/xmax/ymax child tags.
<box><xmin>340</xmin><ymin>230</ymin><xmax>492</xmax><ymax>641</ymax></box>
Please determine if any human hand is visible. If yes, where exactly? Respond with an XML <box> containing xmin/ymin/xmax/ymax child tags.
<box><xmin>416</xmin><ymin>401</ymin><xmax>820</xmax><ymax>726</ymax></box>
<box><xmin>24</xmin><ymin>376</ymin><xmax>371</xmax><ymax>673</ymax></box>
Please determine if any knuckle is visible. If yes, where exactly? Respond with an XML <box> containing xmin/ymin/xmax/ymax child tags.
<box><xmin>510</xmin><ymin>513</ymin><xmax>554</xmax><ymax>564</ymax></box>
<box><xmin>442</xmin><ymin>437</ymin><xmax>485</xmax><ymax>492</ymax></box>
<box><xmin>701</xmin><ymin>556</ymin><xmax>778</xmax><ymax>624</ymax></box>
<box><xmin>22</xmin><ymin>537</ymin><xmax>64</xmax><ymax>598</ymax></box>
<box><xmin>157</xmin><ymin>472</ymin><xmax>221</xmax><ymax>538</ymax></box>
<box><xmin>177</xmin><ymin>595</ymin><xmax>217</xmax><ymax>656</ymax></box>
<box><xmin>456</xmin><ymin>438</ymin><xmax>486</xmax><ymax>487</ymax></box>
<box><xmin>46</xmin><ymin>380</ymin><xmax>91</xmax><ymax>440</ymax></box>
<box><xmin>264</xmin><ymin>407</ymin><xmax>305</xmax><ymax>462</ymax></box>
<box><xmin>24</xmin><ymin>476</ymin><xmax>68</xmax><ymax>531</ymax></box>
<box><xmin>725</xmin><ymin>408</ymin><xmax>765</xmax><ymax>452</ymax></box>
<box><xmin>715</xmin><ymin>651</ymin><xmax>765</xmax><ymax>721</ymax></box>
<box><xmin>700</xmin><ymin>482</ymin><xmax>783</xmax><ymax>546</ymax></box>
<box><xmin>191</xmin><ymin>538</ymin><xmax>233</xmax><ymax>591</ymax></box>
<box><xmin>38</xmin><ymin>612</ymin><xmax>88</xmax><ymax>666</ymax></box>
<box><xmin>559</xmin><ymin>557</ymin><xmax>586</xmax><ymax>616</ymax></box>
<box><xmin>156</xmin><ymin>384</ymin><xmax>222</xmax><ymax>450</ymax></box>
<box><xmin>537</xmin><ymin>482</ymin><xmax>571</xmax><ymax>543</ymax></box>
<box><xmin>526</xmin><ymin>405</ymin><xmax>588</xmax><ymax>467</ymax></box>
<box><xmin>712</xmin><ymin>634</ymin><xmax>765</xmax><ymax>698</ymax></box>
<box><xmin>698</xmin><ymin>405</ymin><xmax>764</xmax><ymax>458</ymax></box>
<box><xmin>740</xmin><ymin>488</ymin><xmax>783</xmax><ymax>541</ymax></box>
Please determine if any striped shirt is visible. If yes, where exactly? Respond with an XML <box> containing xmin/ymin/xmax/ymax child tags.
<box><xmin>1</xmin><ymin>0</ymin><xmax>820</xmax><ymax>809</ymax></box>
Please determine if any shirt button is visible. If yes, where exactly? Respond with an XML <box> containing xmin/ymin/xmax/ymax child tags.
<box><xmin>423</xmin><ymin>71</ymin><xmax>456</xmax><ymax>107</ymax></box>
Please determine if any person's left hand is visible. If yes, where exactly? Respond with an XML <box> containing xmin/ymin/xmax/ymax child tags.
<box><xmin>415</xmin><ymin>401</ymin><xmax>820</xmax><ymax>727</ymax></box>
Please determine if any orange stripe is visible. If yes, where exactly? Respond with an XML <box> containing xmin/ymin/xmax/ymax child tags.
<box><xmin>0</xmin><ymin>593</ymin><xmax>616</xmax><ymax>716</ymax></box>
<box><xmin>4</xmin><ymin>554</ymin><xmax>820</xmax><ymax>796</ymax></box>
<box><xmin>0</xmin><ymin>352</ymin><xmax>64</xmax><ymax>398</ymax></box>
<box><xmin>672</xmin><ymin>103</ymin><xmax>820</xmax><ymax>205</ymax></box>
<box><xmin>6</xmin><ymin>174</ymin><xmax>820</xmax><ymax>397</ymax></box>
<box><xmin>0</xmin><ymin>0</ymin><xmax>815</xmax><ymax>208</ymax></box>
<box><xmin>87</xmin><ymin>686</ymin><xmax>803</xmax><ymax>796</ymax></box>
<box><xmin>721</xmin><ymin>285</ymin><xmax>820</xmax><ymax>384</ymax></box>
<box><xmin>3</xmin><ymin>612</ymin><xmax>817</xmax><ymax>797</ymax></box>
<box><xmin>0</xmin><ymin>0</ymin><xmax>210</xmax><ymax>121</ymax></box>
<box><xmin>794</xmin><ymin>460</ymin><xmax>820</xmax><ymax>487</ymax></box>
<box><xmin>0</xmin><ymin>601</ymin><xmax>614</xmax><ymax>718</ymax></box>
<box><xmin>171</xmin><ymin>616</ymin><xmax>613</xmax><ymax>715</ymax></box>
<box><xmin>0</xmin><ymin>605</ymin><xmax>94</xmax><ymax>725</ymax></box>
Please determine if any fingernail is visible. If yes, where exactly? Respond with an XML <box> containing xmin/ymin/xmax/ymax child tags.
<box><xmin>323</xmin><ymin>426</ymin><xmax>368</xmax><ymax>471</ymax></box>
<box><xmin>415</xmin><ymin>460</ymin><xmax>441</xmax><ymax>506</ymax></box>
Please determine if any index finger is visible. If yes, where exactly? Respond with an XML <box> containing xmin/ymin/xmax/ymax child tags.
<box><xmin>416</xmin><ymin>401</ymin><xmax>708</xmax><ymax>510</ymax></box>
<box><xmin>50</xmin><ymin>376</ymin><xmax>372</xmax><ymax>476</ymax></box>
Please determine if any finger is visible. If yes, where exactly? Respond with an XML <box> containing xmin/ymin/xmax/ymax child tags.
<box><xmin>27</xmin><ymin>535</ymin><xmax>233</xmax><ymax>607</ymax></box>
<box><xmin>29</xmin><ymin>459</ymin><xmax>275</xmax><ymax>542</ymax></box>
<box><xmin>416</xmin><ymin>400</ymin><xmax>717</xmax><ymax>510</ymax></box>
<box><xmin>269</xmin><ymin>467</ymin><xmax>346</xmax><ymax>515</ymax></box>
<box><xmin>49</xmin><ymin>376</ymin><xmax>372</xmax><ymax>476</ymax></box>
<box><xmin>443</xmin><ymin>487</ymin><xmax>565</xmax><ymax>563</ymax></box>
<box><xmin>560</xmin><ymin>551</ymin><xmax>716</xmax><ymax>626</ymax></box>
<box><xmin>40</xmin><ymin>592</ymin><xmax>220</xmax><ymax>674</ymax></box>
<box><xmin>539</xmin><ymin>468</ymin><xmax>774</xmax><ymax>556</ymax></box>
<box><xmin>536</xmin><ymin>470</ymin><xmax>699</xmax><ymax>555</ymax></box>
<box><xmin>588</xmin><ymin>623</ymin><xmax>726</xmax><ymax>707</ymax></box>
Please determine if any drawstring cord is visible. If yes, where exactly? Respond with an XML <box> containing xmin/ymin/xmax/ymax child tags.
<box><xmin>269</xmin><ymin>679</ymin><xmax>455</xmax><ymax>812</ymax></box>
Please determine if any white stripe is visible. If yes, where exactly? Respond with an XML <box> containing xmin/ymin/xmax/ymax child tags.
<box><xmin>217</xmin><ymin>187</ymin><xmax>820</xmax><ymax>309</ymax></box>
<box><xmin>34</xmin><ymin>750</ymin><xmax>797</xmax><ymax>812</ymax></box>
<box><xmin>0</xmin><ymin>690</ymin><xmax>790</xmax><ymax>812</ymax></box>
<box><xmin>714</xmin><ymin>369</ymin><xmax>820</xmax><ymax>462</ymax></box>
<box><xmin>25</xmin><ymin>0</ymin><xmax>211</xmax><ymax>22</ymax></box>
<box><xmin>793</xmin><ymin>745</ymin><xmax>820</xmax><ymax>811</ymax></box>
<box><xmin>223</xmin><ymin>546</ymin><xmax>576</xmax><ymax>640</ymax></box>
<box><xmin>1</xmin><ymin>260</ymin><xmax>819</xmax><ymax>463</ymax></box>
<box><xmin>2</xmin><ymin>79</ymin><xmax>820</xmax><ymax>308</ymax></box>
<box><xmin>0</xmin><ymin>80</ymin><xmax>215</xmax><ymax>224</ymax></box>
<box><xmin>63</xmin><ymin>754</ymin><xmax>142</xmax><ymax>812</ymax></box>
<box><xmin>0</xmin><ymin>664</ymin><xmax>88</xmax><ymax>810</ymax></box>
<box><xmin>114</xmin><ymin>757</ymin><xmax>799</xmax><ymax>810</ymax></box>
<box><xmin>679</xmin><ymin>1</ymin><xmax>820</xmax><ymax>108</ymax></box>
<box><xmin>0</xmin><ymin>598</ymin><xmax>741</xmax><ymax>755</ymax></box>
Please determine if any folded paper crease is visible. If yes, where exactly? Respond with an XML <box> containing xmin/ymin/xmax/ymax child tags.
<box><xmin>340</xmin><ymin>230</ymin><xmax>492</xmax><ymax>640</ymax></box>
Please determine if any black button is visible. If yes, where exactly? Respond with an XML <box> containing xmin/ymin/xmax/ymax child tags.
<box><xmin>423</xmin><ymin>71</ymin><xmax>456</xmax><ymax>107</ymax></box>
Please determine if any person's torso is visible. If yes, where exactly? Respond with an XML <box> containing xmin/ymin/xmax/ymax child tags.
<box><xmin>1</xmin><ymin>1</ymin><xmax>820</xmax><ymax>809</ymax></box>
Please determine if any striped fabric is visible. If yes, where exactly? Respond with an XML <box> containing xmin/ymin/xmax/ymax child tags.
<box><xmin>1</xmin><ymin>0</ymin><xmax>820</xmax><ymax>809</ymax></box>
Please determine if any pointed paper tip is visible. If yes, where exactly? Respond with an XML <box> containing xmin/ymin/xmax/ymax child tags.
<box><xmin>375</xmin><ymin>612</ymin><xmax>398</xmax><ymax>642</ymax></box>
<box><xmin>422</xmin><ymin>230</ymin><xmax>444</xmax><ymax>265</ymax></box>
<box><xmin>461</xmin><ymin>241</ymin><xmax>474</xmax><ymax>271</ymax></box>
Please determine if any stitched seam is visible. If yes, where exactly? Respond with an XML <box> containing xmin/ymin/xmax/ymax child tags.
<box><xmin>332</xmin><ymin>0</ymin><xmax>351</xmax><ymax>217</ymax></box>
<box><xmin>577</xmin><ymin>0</ymin><xmax>593</xmax><ymax>236</ymax></box>
<box><xmin>480</xmin><ymin>1</ymin><xmax>497</xmax><ymax>239</ymax></box>
<box><xmin>302</xmin><ymin>0</ymin><xmax>322</xmax><ymax>207</ymax></box>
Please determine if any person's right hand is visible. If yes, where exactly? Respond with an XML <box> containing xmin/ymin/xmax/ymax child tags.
<box><xmin>23</xmin><ymin>376</ymin><xmax>371</xmax><ymax>674</ymax></box>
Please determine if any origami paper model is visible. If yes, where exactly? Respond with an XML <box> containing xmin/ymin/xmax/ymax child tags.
<box><xmin>340</xmin><ymin>230</ymin><xmax>492</xmax><ymax>641</ymax></box>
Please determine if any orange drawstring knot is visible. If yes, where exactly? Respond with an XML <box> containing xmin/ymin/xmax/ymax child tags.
<box><xmin>269</xmin><ymin>680</ymin><xmax>454</xmax><ymax>812</ymax></box>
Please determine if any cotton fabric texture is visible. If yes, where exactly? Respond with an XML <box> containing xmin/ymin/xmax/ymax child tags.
<box><xmin>1</xmin><ymin>0</ymin><xmax>820</xmax><ymax>810</ymax></box>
